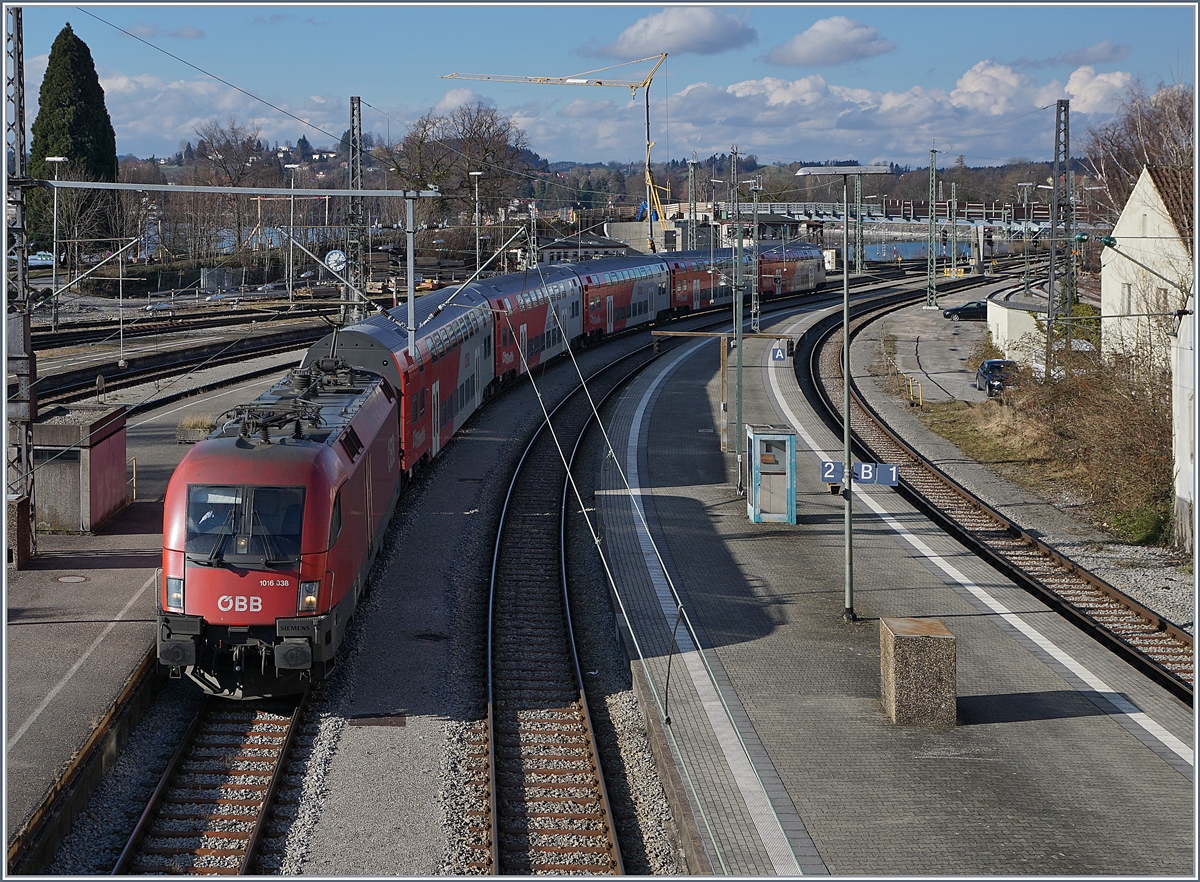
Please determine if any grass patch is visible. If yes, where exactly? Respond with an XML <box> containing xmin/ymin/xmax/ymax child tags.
<box><xmin>177</xmin><ymin>414</ymin><xmax>216</xmax><ymax>431</ymax></box>
<box><xmin>912</xmin><ymin>350</ymin><xmax>1178</xmax><ymax>547</ymax></box>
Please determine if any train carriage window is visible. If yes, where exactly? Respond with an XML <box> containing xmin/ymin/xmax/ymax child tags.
<box><xmin>411</xmin><ymin>393</ymin><xmax>419</xmax><ymax>424</ymax></box>
<box><xmin>420</xmin><ymin>387</ymin><xmax>426</xmax><ymax>416</ymax></box>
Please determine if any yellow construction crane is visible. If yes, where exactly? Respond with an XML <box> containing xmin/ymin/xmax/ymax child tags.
<box><xmin>443</xmin><ymin>54</ymin><xmax>668</xmax><ymax>253</ymax></box>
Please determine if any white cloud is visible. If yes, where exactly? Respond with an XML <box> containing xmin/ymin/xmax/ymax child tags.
<box><xmin>949</xmin><ymin>61</ymin><xmax>1035</xmax><ymax>116</ymax></box>
<box><xmin>1065</xmin><ymin>66</ymin><xmax>1134</xmax><ymax>112</ymax></box>
<box><xmin>766</xmin><ymin>16</ymin><xmax>895</xmax><ymax>66</ymax></box>
<box><xmin>86</xmin><ymin>65</ymin><xmax>349</xmax><ymax>154</ymax></box>
<box><xmin>600</xmin><ymin>7</ymin><xmax>756</xmax><ymax>59</ymax></box>
<box><xmin>433</xmin><ymin>88</ymin><xmax>482</xmax><ymax>114</ymax></box>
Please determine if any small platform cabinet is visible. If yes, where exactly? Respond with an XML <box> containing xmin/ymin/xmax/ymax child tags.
<box><xmin>744</xmin><ymin>424</ymin><xmax>797</xmax><ymax>523</ymax></box>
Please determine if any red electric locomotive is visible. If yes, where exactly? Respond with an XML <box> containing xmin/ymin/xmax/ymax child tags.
<box><xmin>157</xmin><ymin>357</ymin><xmax>400</xmax><ymax>698</ymax></box>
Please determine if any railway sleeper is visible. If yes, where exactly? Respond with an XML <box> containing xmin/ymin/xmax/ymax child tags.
<box><xmin>502</xmin><ymin>826</ymin><xmax>610</xmax><ymax>839</ymax></box>
<box><xmin>137</xmin><ymin>846</ymin><xmax>245</xmax><ymax>857</ymax></box>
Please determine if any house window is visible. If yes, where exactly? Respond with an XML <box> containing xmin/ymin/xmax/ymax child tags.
<box><xmin>1121</xmin><ymin>283</ymin><xmax>1132</xmax><ymax>315</ymax></box>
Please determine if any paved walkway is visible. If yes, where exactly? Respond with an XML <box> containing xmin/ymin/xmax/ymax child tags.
<box><xmin>594</xmin><ymin>295</ymin><xmax>1194</xmax><ymax>875</ymax></box>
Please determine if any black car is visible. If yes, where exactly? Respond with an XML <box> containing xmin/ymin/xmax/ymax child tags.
<box><xmin>975</xmin><ymin>359</ymin><xmax>1017</xmax><ymax>396</ymax></box>
<box><xmin>942</xmin><ymin>300</ymin><xmax>988</xmax><ymax>321</ymax></box>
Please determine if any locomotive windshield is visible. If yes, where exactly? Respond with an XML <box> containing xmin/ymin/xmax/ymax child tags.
<box><xmin>186</xmin><ymin>485</ymin><xmax>305</xmax><ymax>565</ymax></box>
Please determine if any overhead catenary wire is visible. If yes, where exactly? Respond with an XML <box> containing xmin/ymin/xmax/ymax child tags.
<box><xmin>76</xmin><ymin>7</ymin><xmax>340</xmax><ymax>143</ymax></box>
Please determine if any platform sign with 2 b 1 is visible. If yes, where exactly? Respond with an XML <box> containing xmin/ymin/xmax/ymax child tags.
<box><xmin>820</xmin><ymin>461</ymin><xmax>899</xmax><ymax>486</ymax></box>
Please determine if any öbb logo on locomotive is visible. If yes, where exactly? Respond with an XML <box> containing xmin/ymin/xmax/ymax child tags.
<box><xmin>218</xmin><ymin>595</ymin><xmax>264</xmax><ymax>612</ymax></box>
<box><xmin>156</xmin><ymin>245</ymin><xmax>826</xmax><ymax>699</ymax></box>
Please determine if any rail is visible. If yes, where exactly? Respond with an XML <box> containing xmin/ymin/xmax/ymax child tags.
<box><xmin>806</xmin><ymin>298</ymin><xmax>1193</xmax><ymax>704</ymax></box>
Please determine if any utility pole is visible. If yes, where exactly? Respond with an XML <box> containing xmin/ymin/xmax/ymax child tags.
<box><xmin>854</xmin><ymin>174</ymin><xmax>863</xmax><ymax>275</ymax></box>
<box><xmin>285</xmin><ymin>164</ymin><xmax>299</xmax><ymax>301</ymax></box>
<box><xmin>795</xmin><ymin>164</ymin><xmax>892</xmax><ymax>621</ymax></box>
<box><xmin>687</xmin><ymin>152</ymin><xmax>698</xmax><ymax>251</ymax></box>
<box><xmin>732</xmin><ymin>145</ymin><xmax>745</xmax><ymax>494</ymax></box>
<box><xmin>950</xmin><ymin>182</ymin><xmax>958</xmax><ymax>279</ymax></box>
<box><xmin>346</xmin><ymin>96</ymin><xmax>365</xmax><ymax>324</ymax></box>
<box><xmin>925</xmin><ymin>147</ymin><xmax>938</xmax><ymax>308</ymax></box>
<box><xmin>1047</xmin><ymin>98</ymin><xmax>1071</xmax><ymax>374</ymax></box>
<box><xmin>751</xmin><ymin>175</ymin><xmax>762</xmax><ymax>332</ymax></box>
<box><xmin>6</xmin><ymin>5</ymin><xmax>36</xmax><ymax>557</ymax></box>
<box><xmin>470</xmin><ymin>170</ymin><xmax>483</xmax><ymax>272</ymax></box>
<box><xmin>1017</xmin><ymin>182</ymin><xmax>1034</xmax><ymax>296</ymax></box>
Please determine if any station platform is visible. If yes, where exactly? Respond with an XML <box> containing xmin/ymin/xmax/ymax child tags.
<box><xmin>6</xmin><ymin>290</ymin><xmax>1193</xmax><ymax>875</ymax></box>
<box><xmin>4</xmin><ymin>352</ymin><xmax>301</xmax><ymax>843</ymax></box>
<box><xmin>593</xmin><ymin>293</ymin><xmax>1194</xmax><ymax>875</ymax></box>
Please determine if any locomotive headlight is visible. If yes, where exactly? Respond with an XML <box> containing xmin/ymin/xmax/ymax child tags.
<box><xmin>166</xmin><ymin>577</ymin><xmax>185</xmax><ymax>612</ymax></box>
<box><xmin>299</xmin><ymin>580</ymin><xmax>320</xmax><ymax>612</ymax></box>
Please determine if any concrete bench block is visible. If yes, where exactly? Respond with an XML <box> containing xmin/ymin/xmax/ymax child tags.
<box><xmin>880</xmin><ymin>617</ymin><xmax>956</xmax><ymax>726</ymax></box>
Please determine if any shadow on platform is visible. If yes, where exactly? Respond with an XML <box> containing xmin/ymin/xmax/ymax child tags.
<box><xmin>957</xmin><ymin>690</ymin><xmax>1108</xmax><ymax>725</ymax></box>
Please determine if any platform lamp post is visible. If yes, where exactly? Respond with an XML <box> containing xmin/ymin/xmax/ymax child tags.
<box><xmin>1017</xmin><ymin>182</ymin><xmax>1034</xmax><ymax>296</ymax></box>
<box><xmin>795</xmin><ymin>165</ymin><xmax>892</xmax><ymax>622</ymax></box>
<box><xmin>46</xmin><ymin>156</ymin><xmax>67</xmax><ymax>331</ymax></box>
<box><xmin>470</xmin><ymin>170</ymin><xmax>483</xmax><ymax>273</ymax></box>
<box><xmin>285</xmin><ymin>164</ymin><xmax>300</xmax><ymax>301</ymax></box>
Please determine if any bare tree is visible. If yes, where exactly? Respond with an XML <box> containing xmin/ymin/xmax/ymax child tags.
<box><xmin>108</xmin><ymin>157</ymin><xmax>166</xmax><ymax>261</ymax></box>
<box><xmin>194</xmin><ymin>116</ymin><xmax>281</xmax><ymax>245</ymax></box>
<box><xmin>378</xmin><ymin>103</ymin><xmax>530</xmax><ymax>233</ymax></box>
<box><xmin>1082</xmin><ymin>78</ymin><xmax>1193</xmax><ymax>222</ymax></box>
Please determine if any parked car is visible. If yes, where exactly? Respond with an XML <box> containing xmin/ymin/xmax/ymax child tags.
<box><xmin>976</xmin><ymin>359</ymin><xmax>1017</xmax><ymax>396</ymax></box>
<box><xmin>942</xmin><ymin>300</ymin><xmax>988</xmax><ymax>321</ymax></box>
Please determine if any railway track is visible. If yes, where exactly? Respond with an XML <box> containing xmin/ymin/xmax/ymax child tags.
<box><xmin>806</xmin><ymin>302</ymin><xmax>1194</xmax><ymax>704</ymax></box>
<box><xmin>32</xmin><ymin>302</ymin><xmax>341</xmax><ymax>349</ymax></box>
<box><xmin>463</xmin><ymin>347</ymin><xmax>669</xmax><ymax>874</ymax></box>
<box><xmin>112</xmin><ymin>694</ymin><xmax>307</xmax><ymax>875</ymax></box>
<box><xmin>34</xmin><ymin>330</ymin><xmax>324</xmax><ymax>405</ymax></box>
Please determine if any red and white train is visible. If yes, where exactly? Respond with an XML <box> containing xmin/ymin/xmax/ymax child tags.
<box><xmin>157</xmin><ymin>244</ymin><xmax>825</xmax><ymax>697</ymax></box>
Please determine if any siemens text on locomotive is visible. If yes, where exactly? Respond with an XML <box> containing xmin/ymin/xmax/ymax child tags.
<box><xmin>156</xmin><ymin>244</ymin><xmax>825</xmax><ymax>697</ymax></box>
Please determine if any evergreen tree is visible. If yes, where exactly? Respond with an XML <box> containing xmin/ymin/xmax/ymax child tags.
<box><xmin>27</xmin><ymin>23</ymin><xmax>118</xmax><ymax>245</ymax></box>
<box><xmin>296</xmin><ymin>135</ymin><xmax>312</xmax><ymax>159</ymax></box>
<box><xmin>29</xmin><ymin>23</ymin><xmax>117</xmax><ymax>183</ymax></box>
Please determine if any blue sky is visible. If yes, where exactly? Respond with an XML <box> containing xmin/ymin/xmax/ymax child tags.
<box><xmin>18</xmin><ymin>3</ymin><xmax>1196</xmax><ymax>169</ymax></box>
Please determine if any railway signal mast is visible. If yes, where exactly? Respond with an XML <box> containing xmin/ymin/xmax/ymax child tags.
<box><xmin>442</xmin><ymin>54</ymin><xmax>668</xmax><ymax>254</ymax></box>
<box><xmin>6</xmin><ymin>5</ymin><xmax>37</xmax><ymax>559</ymax></box>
